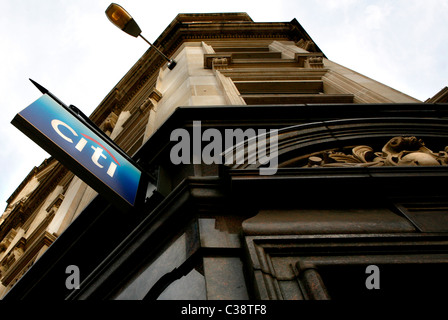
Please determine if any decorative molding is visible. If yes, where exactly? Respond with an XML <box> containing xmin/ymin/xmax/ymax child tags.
<box><xmin>101</xmin><ymin>111</ymin><xmax>118</xmax><ymax>134</ymax></box>
<box><xmin>45</xmin><ymin>194</ymin><xmax>65</xmax><ymax>214</ymax></box>
<box><xmin>139</xmin><ymin>97</ymin><xmax>154</xmax><ymax>112</ymax></box>
<box><xmin>0</xmin><ymin>229</ymin><xmax>17</xmax><ymax>254</ymax></box>
<box><xmin>137</xmin><ymin>88</ymin><xmax>161</xmax><ymax>114</ymax></box>
<box><xmin>322</xmin><ymin>69</ymin><xmax>394</xmax><ymax>103</ymax></box>
<box><xmin>201</xmin><ymin>41</ymin><xmax>215</xmax><ymax>54</ymax></box>
<box><xmin>296</xmin><ymin>39</ymin><xmax>318</xmax><ymax>52</ymax></box>
<box><xmin>295</xmin><ymin>52</ymin><xmax>324</xmax><ymax>68</ymax></box>
<box><xmin>305</xmin><ymin>136</ymin><xmax>448</xmax><ymax>167</ymax></box>
<box><xmin>89</xmin><ymin>16</ymin><xmax>323</xmax><ymax>128</ymax></box>
<box><xmin>1</xmin><ymin>231</ymin><xmax>56</xmax><ymax>287</ymax></box>
<box><xmin>214</xmin><ymin>70</ymin><xmax>247</xmax><ymax>105</ymax></box>
<box><xmin>204</xmin><ymin>54</ymin><xmax>232</xmax><ymax>69</ymax></box>
<box><xmin>149</xmin><ymin>88</ymin><xmax>163</xmax><ymax>102</ymax></box>
<box><xmin>426</xmin><ymin>86</ymin><xmax>448</xmax><ymax>103</ymax></box>
<box><xmin>212</xmin><ymin>57</ymin><xmax>230</xmax><ymax>70</ymax></box>
<box><xmin>244</xmin><ymin>234</ymin><xmax>448</xmax><ymax>300</ymax></box>
<box><xmin>308</xmin><ymin>56</ymin><xmax>324</xmax><ymax>69</ymax></box>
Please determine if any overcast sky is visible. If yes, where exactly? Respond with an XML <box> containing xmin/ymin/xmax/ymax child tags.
<box><xmin>1</xmin><ymin>0</ymin><xmax>447</xmax><ymax>209</ymax></box>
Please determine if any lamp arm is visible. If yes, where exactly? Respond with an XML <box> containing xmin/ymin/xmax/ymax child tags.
<box><xmin>139</xmin><ymin>34</ymin><xmax>171</xmax><ymax>62</ymax></box>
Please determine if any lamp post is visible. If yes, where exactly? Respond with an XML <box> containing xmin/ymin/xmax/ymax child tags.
<box><xmin>105</xmin><ymin>3</ymin><xmax>176</xmax><ymax>70</ymax></box>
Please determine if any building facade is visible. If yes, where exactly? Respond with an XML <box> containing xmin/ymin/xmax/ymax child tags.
<box><xmin>1</xmin><ymin>13</ymin><xmax>448</xmax><ymax>300</ymax></box>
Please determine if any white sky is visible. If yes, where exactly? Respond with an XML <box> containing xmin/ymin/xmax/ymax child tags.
<box><xmin>1</xmin><ymin>0</ymin><xmax>447</xmax><ymax>208</ymax></box>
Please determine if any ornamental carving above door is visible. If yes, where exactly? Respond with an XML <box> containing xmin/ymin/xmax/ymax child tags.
<box><xmin>305</xmin><ymin>136</ymin><xmax>448</xmax><ymax>167</ymax></box>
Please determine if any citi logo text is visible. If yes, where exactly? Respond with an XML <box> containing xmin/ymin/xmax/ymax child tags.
<box><xmin>51</xmin><ymin>119</ymin><xmax>119</xmax><ymax>178</ymax></box>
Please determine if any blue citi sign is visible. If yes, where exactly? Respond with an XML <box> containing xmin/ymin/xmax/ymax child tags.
<box><xmin>13</xmin><ymin>94</ymin><xmax>141</xmax><ymax>209</ymax></box>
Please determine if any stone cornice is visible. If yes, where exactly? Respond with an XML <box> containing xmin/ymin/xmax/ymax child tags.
<box><xmin>0</xmin><ymin>162</ymin><xmax>68</xmax><ymax>240</ymax></box>
<box><xmin>1</xmin><ymin>231</ymin><xmax>56</xmax><ymax>286</ymax></box>
<box><xmin>5</xmin><ymin>158</ymin><xmax>52</xmax><ymax>208</ymax></box>
<box><xmin>426</xmin><ymin>86</ymin><xmax>448</xmax><ymax>103</ymax></box>
<box><xmin>89</xmin><ymin>13</ymin><xmax>323</xmax><ymax>130</ymax></box>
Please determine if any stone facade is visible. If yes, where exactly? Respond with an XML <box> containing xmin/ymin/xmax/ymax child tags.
<box><xmin>1</xmin><ymin>13</ymin><xmax>447</xmax><ymax>300</ymax></box>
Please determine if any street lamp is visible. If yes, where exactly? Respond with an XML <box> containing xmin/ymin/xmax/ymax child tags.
<box><xmin>105</xmin><ymin>3</ymin><xmax>176</xmax><ymax>70</ymax></box>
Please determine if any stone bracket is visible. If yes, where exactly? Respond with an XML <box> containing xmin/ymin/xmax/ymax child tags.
<box><xmin>204</xmin><ymin>54</ymin><xmax>232</xmax><ymax>69</ymax></box>
<box><xmin>295</xmin><ymin>52</ymin><xmax>324</xmax><ymax>68</ymax></box>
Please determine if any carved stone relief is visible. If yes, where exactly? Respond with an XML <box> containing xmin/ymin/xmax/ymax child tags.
<box><xmin>212</xmin><ymin>57</ymin><xmax>230</xmax><ymax>70</ymax></box>
<box><xmin>307</xmin><ymin>56</ymin><xmax>324</xmax><ymax>69</ymax></box>
<box><xmin>295</xmin><ymin>52</ymin><xmax>324</xmax><ymax>68</ymax></box>
<box><xmin>139</xmin><ymin>97</ymin><xmax>154</xmax><ymax>112</ymax></box>
<box><xmin>304</xmin><ymin>137</ymin><xmax>448</xmax><ymax>167</ymax></box>
<box><xmin>102</xmin><ymin>112</ymin><xmax>118</xmax><ymax>135</ymax></box>
<box><xmin>296</xmin><ymin>39</ymin><xmax>318</xmax><ymax>52</ymax></box>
